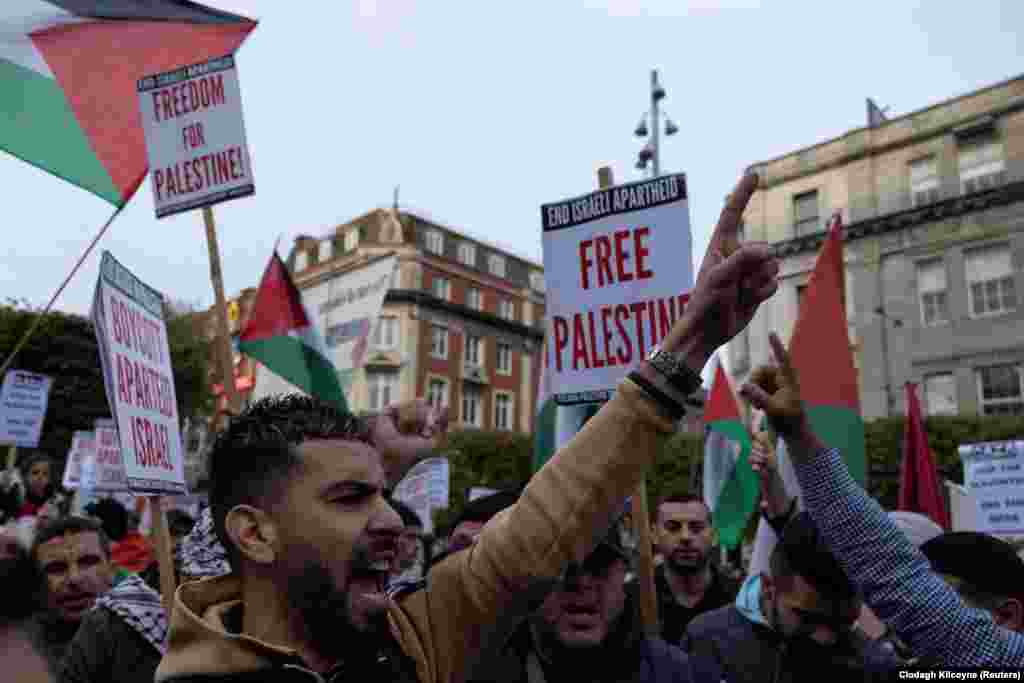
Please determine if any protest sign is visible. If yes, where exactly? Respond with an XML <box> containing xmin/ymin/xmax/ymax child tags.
<box><xmin>61</xmin><ymin>431</ymin><xmax>96</xmax><ymax>490</ymax></box>
<box><xmin>958</xmin><ymin>440</ymin><xmax>1024</xmax><ymax>537</ymax></box>
<box><xmin>393</xmin><ymin>457</ymin><xmax>450</xmax><ymax>536</ymax></box>
<box><xmin>138</xmin><ymin>54</ymin><xmax>254</xmax><ymax>219</ymax></box>
<box><xmin>468</xmin><ymin>486</ymin><xmax>499</xmax><ymax>502</ymax></box>
<box><xmin>540</xmin><ymin>174</ymin><xmax>693</xmax><ymax>403</ymax></box>
<box><xmin>0</xmin><ymin>370</ymin><xmax>53</xmax><ymax>447</ymax></box>
<box><xmin>92</xmin><ymin>419</ymin><xmax>130</xmax><ymax>492</ymax></box>
<box><xmin>249</xmin><ymin>255</ymin><xmax>397</xmax><ymax>402</ymax></box>
<box><xmin>92</xmin><ymin>252</ymin><xmax>185</xmax><ymax>495</ymax></box>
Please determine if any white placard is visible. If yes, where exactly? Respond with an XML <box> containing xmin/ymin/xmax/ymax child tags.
<box><xmin>91</xmin><ymin>252</ymin><xmax>185</xmax><ymax>495</ymax></box>
<box><xmin>61</xmin><ymin>431</ymin><xmax>95</xmax><ymax>490</ymax></box>
<box><xmin>0</xmin><ymin>370</ymin><xmax>53</xmax><ymax>447</ymax></box>
<box><xmin>540</xmin><ymin>174</ymin><xmax>693</xmax><ymax>403</ymax></box>
<box><xmin>92</xmin><ymin>419</ymin><xmax>130</xmax><ymax>492</ymax></box>
<box><xmin>958</xmin><ymin>441</ymin><xmax>1024</xmax><ymax>537</ymax></box>
<box><xmin>137</xmin><ymin>54</ymin><xmax>254</xmax><ymax>219</ymax></box>
<box><xmin>250</xmin><ymin>255</ymin><xmax>397</xmax><ymax>403</ymax></box>
<box><xmin>392</xmin><ymin>457</ymin><xmax>450</xmax><ymax>536</ymax></box>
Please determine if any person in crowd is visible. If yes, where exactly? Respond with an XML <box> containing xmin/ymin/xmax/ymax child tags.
<box><xmin>471</xmin><ymin>523</ymin><xmax>723</xmax><ymax>683</ymax></box>
<box><xmin>18</xmin><ymin>455</ymin><xmax>65</xmax><ymax>522</ymax></box>
<box><xmin>387</xmin><ymin>498</ymin><xmax>424</xmax><ymax>585</ymax></box>
<box><xmin>153</xmin><ymin>172</ymin><xmax>777</xmax><ymax>683</ymax></box>
<box><xmin>447</xmin><ymin>488</ymin><xmax>522</xmax><ymax>554</ymax></box>
<box><xmin>25</xmin><ymin>516</ymin><xmax>115</xmax><ymax>675</ymax></box>
<box><xmin>646</xmin><ymin>494</ymin><xmax>738</xmax><ymax>643</ymax></box>
<box><xmin>684</xmin><ymin>511</ymin><xmax>898</xmax><ymax>681</ymax></box>
<box><xmin>0</xmin><ymin>539</ymin><xmax>51</xmax><ymax>683</ymax></box>
<box><xmin>920</xmin><ymin>531</ymin><xmax>1024</xmax><ymax>633</ymax></box>
<box><xmin>739</xmin><ymin>331</ymin><xmax>1024</xmax><ymax>667</ymax></box>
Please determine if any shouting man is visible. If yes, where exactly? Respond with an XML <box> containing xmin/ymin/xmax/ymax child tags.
<box><xmin>155</xmin><ymin>172</ymin><xmax>779</xmax><ymax>683</ymax></box>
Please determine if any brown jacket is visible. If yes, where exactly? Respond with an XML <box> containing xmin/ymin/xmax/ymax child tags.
<box><xmin>155</xmin><ymin>378</ymin><xmax>675</xmax><ymax>683</ymax></box>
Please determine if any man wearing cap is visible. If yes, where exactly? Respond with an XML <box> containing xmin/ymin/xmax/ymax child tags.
<box><xmin>471</xmin><ymin>524</ymin><xmax>722</xmax><ymax>683</ymax></box>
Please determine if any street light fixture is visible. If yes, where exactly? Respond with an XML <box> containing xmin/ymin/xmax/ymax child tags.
<box><xmin>633</xmin><ymin>69</ymin><xmax>677</xmax><ymax>177</ymax></box>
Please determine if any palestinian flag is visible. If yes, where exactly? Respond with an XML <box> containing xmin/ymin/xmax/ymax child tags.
<box><xmin>532</xmin><ymin>335</ymin><xmax>557</xmax><ymax>471</ymax></box>
<box><xmin>0</xmin><ymin>1</ymin><xmax>255</xmax><ymax>206</ymax></box>
<box><xmin>239</xmin><ymin>252</ymin><xmax>348</xmax><ymax>412</ymax></box>
<box><xmin>703</xmin><ymin>358</ymin><xmax>756</xmax><ymax>550</ymax></box>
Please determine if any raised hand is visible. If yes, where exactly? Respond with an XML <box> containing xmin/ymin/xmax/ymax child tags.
<box><xmin>662</xmin><ymin>174</ymin><xmax>780</xmax><ymax>371</ymax></box>
<box><xmin>739</xmin><ymin>333</ymin><xmax>806</xmax><ymax>437</ymax></box>
<box><xmin>371</xmin><ymin>399</ymin><xmax>449</xmax><ymax>486</ymax></box>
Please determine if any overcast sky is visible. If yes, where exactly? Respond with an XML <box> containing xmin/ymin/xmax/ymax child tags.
<box><xmin>2</xmin><ymin>0</ymin><xmax>1021</xmax><ymax>318</ymax></box>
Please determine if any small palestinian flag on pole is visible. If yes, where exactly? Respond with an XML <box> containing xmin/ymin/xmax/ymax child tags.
<box><xmin>239</xmin><ymin>252</ymin><xmax>348</xmax><ymax>412</ymax></box>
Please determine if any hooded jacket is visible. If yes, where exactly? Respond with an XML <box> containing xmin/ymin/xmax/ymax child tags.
<box><xmin>683</xmin><ymin>575</ymin><xmax>898</xmax><ymax>683</ymax></box>
<box><xmin>155</xmin><ymin>379</ymin><xmax>678</xmax><ymax>683</ymax></box>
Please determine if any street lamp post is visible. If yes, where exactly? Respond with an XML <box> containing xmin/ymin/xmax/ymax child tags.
<box><xmin>634</xmin><ymin>69</ymin><xmax>678</xmax><ymax>178</ymax></box>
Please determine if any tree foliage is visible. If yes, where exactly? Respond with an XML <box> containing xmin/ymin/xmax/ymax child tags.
<box><xmin>0</xmin><ymin>299</ymin><xmax>213</xmax><ymax>479</ymax></box>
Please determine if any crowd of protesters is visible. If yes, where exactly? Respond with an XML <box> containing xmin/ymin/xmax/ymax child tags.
<box><xmin>3</xmin><ymin>173</ymin><xmax>1024</xmax><ymax>681</ymax></box>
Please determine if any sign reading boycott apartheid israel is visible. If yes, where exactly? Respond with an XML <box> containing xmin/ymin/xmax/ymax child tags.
<box><xmin>91</xmin><ymin>251</ymin><xmax>185</xmax><ymax>495</ymax></box>
<box><xmin>959</xmin><ymin>440</ymin><xmax>1024</xmax><ymax>537</ymax></box>
<box><xmin>138</xmin><ymin>54</ymin><xmax>254</xmax><ymax>218</ymax></box>
<box><xmin>540</xmin><ymin>174</ymin><xmax>694</xmax><ymax>403</ymax></box>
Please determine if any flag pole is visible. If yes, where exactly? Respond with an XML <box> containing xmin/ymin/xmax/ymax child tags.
<box><xmin>202</xmin><ymin>206</ymin><xmax>241</xmax><ymax>430</ymax></box>
<box><xmin>595</xmin><ymin>165</ymin><xmax>659</xmax><ymax>636</ymax></box>
<box><xmin>0</xmin><ymin>203</ymin><xmax>126</xmax><ymax>379</ymax></box>
<box><xmin>148</xmin><ymin>496</ymin><xmax>178</xmax><ymax>614</ymax></box>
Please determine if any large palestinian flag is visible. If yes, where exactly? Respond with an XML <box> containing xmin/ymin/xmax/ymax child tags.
<box><xmin>0</xmin><ymin>1</ymin><xmax>256</xmax><ymax>206</ymax></box>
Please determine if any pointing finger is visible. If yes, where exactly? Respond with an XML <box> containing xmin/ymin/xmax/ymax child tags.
<box><xmin>768</xmin><ymin>333</ymin><xmax>796</xmax><ymax>384</ymax></box>
<box><xmin>714</xmin><ymin>173</ymin><xmax>758</xmax><ymax>256</ymax></box>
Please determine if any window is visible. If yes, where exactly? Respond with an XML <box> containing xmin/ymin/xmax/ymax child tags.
<box><xmin>465</xmin><ymin>334</ymin><xmax>482</xmax><ymax>366</ymax></box>
<box><xmin>466</xmin><ymin>287</ymin><xmax>483</xmax><ymax>311</ymax></box>
<box><xmin>458</xmin><ymin>242</ymin><xmax>476</xmax><ymax>266</ymax></box>
<box><xmin>427</xmin><ymin>378</ymin><xmax>449</xmax><ymax>409</ymax></box>
<box><xmin>319</xmin><ymin>239</ymin><xmax>333</xmax><ymax>262</ymax></box>
<box><xmin>367</xmin><ymin>371</ymin><xmax>399</xmax><ymax>411</ymax></box>
<box><xmin>497</xmin><ymin>343</ymin><xmax>512</xmax><ymax>375</ymax></box>
<box><xmin>494</xmin><ymin>393</ymin><xmax>514</xmax><ymax>431</ymax></box>
<box><xmin>965</xmin><ymin>245</ymin><xmax>1016</xmax><ymax>317</ymax></box>
<box><xmin>372</xmin><ymin>316</ymin><xmax>398</xmax><ymax>350</ymax></box>
<box><xmin>793</xmin><ymin>190</ymin><xmax>819</xmax><ymax>236</ymax></box>
<box><xmin>916</xmin><ymin>259</ymin><xmax>949</xmax><ymax>326</ymax></box>
<box><xmin>498</xmin><ymin>299</ymin><xmax>515</xmax><ymax>321</ymax></box>
<box><xmin>529</xmin><ymin>271</ymin><xmax>545</xmax><ymax>293</ymax></box>
<box><xmin>426</xmin><ymin>230</ymin><xmax>444</xmax><ymax>255</ymax></box>
<box><xmin>977</xmin><ymin>365</ymin><xmax>1024</xmax><ymax>416</ymax></box>
<box><xmin>909</xmin><ymin>156</ymin><xmax>940</xmax><ymax>207</ymax></box>
<box><xmin>343</xmin><ymin>229</ymin><xmax>359</xmax><ymax>252</ymax></box>
<box><xmin>959</xmin><ymin>139</ymin><xmax>1005</xmax><ymax>194</ymax></box>
<box><xmin>462</xmin><ymin>385</ymin><xmax>482</xmax><ymax>427</ymax></box>
<box><xmin>924</xmin><ymin>374</ymin><xmax>957</xmax><ymax>416</ymax></box>
<box><xmin>488</xmin><ymin>254</ymin><xmax>506</xmax><ymax>278</ymax></box>
<box><xmin>430</xmin><ymin>325</ymin><xmax>448</xmax><ymax>359</ymax></box>
<box><xmin>431</xmin><ymin>276</ymin><xmax>451</xmax><ymax>301</ymax></box>
<box><xmin>294</xmin><ymin>249</ymin><xmax>308</xmax><ymax>272</ymax></box>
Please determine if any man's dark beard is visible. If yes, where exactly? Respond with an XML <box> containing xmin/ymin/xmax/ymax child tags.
<box><xmin>667</xmin><ymin>548</ymin><xmax>708</xmax><ymax>576</ymax></box>
<box><xmin>284</xmin><ymin>562</ymin><xmax>388</xmax><ymax>664</ymax></box>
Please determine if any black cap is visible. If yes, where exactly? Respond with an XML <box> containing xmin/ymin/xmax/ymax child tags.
<box><xmin>571</xmin><ymin>522</ymin><xmax>630</xmax><ymax>575</ymax></box>
<box><xmin>921</xmin><ymin>532</ymin><xmax>1024</xmax><ymax>601</ymax></box>
<box><xmin>450</xmin><ymin>488</ymin><xmax>521</xmax><ymax>532</ymax></box>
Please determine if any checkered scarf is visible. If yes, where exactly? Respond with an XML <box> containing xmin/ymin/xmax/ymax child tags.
<box><xmin>95</xmin><ymin>574</ymin><xmax>168</xmax><ymax>654</ymax></box>
<box><xmin>177</xmin><ymin>507</ymin><xmax>231</xmax><ymax>579</ymax></box>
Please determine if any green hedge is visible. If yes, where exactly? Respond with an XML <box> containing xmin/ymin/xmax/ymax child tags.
<box><xmin>431</xmin><ymin>415</ymin><xmax>1024</xmax><ymax>536</ymax></box>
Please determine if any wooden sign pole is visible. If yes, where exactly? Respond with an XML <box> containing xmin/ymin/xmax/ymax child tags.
<box><xmin>148</xmin><ymin>496</ymin><xmax>178</xmax><ymax>614</ymax></box>
<box><xmin>6</xmin><ymin>444</ymin><xmax>16</xmax><ymax>471</ymax></box>
<box><xmin>596</xmin><ymin>165</ymin><xmax>659</xmax><ymax>637</ymax></box>
<box><xmin>202</xmin><ymin>206</ymin><xmax>241</xmax><ymax>429</ymax></box>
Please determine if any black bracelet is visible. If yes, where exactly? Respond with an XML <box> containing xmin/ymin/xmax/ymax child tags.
<box><xmin>627</xmin><ymin>371</ymin><xmax>686</xmax><ymax>421</ymax></box>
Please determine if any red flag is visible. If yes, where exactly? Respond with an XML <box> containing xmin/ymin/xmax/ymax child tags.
<box><xmin>898</xmin><ymin>383</ymin><xmax>950</xmax><ymax>529</ymax></box>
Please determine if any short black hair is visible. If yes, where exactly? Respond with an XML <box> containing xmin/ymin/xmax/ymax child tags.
<box><xmin>208</xmin><ymin>394</ymin><xmax>370</xmax><ymax>570</ymax></box>
<box><xmin>450</xmin><ymin>488</ymin><xmax>521</xmax><ymax>533</ymax></box>
<box><xmin>922</xmin><ymin>532</ymin><xmax>1024</xmax><ymax>607</ymax></box>
<box><xmin>387</xmin><ymin>498</ymin><xmax>422</xmax><ymax>529</ymax></box>
<box><xmin>85</xmin><ymin>498</ymin><xmax>131</xmax><ymax>542</ymax></box>
<box><xmin>653</xmin><ymin>494</ymin><xmax>711</xmax><ymax>525</ymax></box>
<box><xmin>770</xmin><ymin>512</ymin><xmax>856</xmax><ymax>602</ymax></box>
<box><xmin>31</xmin><ymin>516</ymin><xmax>110</xmax><ymax>565</ymax></box>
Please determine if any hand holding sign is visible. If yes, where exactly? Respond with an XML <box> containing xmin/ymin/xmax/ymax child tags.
<box><xmin>662</xmin><ymin>173</ymin><xmax>779</xmax><ymax>371</ymax></box>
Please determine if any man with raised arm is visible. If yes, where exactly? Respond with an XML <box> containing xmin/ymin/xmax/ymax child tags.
<box><xmin>155</xmin><ymin>173</ymin><xmax>779</xmax><ymax>683</ymax></box>
<box><xmin>740</xmin><ymin>332</ymin><xmax>1024</xmax><ymax>667</ymax></box>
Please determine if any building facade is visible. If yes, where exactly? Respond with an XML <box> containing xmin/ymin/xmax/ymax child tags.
<box><xmin>726</xmin><ymin>75</ymin><xmax>1024</xmax><ymax>419</ymax></box>
<box><xmin>287</xmin><ymin>207</ymin><xmax>545</xmax><ymax>433</ymax></box>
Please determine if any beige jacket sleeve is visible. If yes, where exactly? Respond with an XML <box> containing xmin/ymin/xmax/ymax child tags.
<box><xmin>389</xmin><ymin>378</ymin><xmax>676</xmax><ymax>683</ymax></box>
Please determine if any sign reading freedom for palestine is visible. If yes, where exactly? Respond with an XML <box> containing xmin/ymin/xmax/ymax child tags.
<box><xmin>540</xmin><ymin>174</ymin><xmax>694</xmax><ymax>404</ymax></box>
<box><xmin>137</xmin><ymin>54</ymin><xmax>255</xmax><ymax>218</ymax></box>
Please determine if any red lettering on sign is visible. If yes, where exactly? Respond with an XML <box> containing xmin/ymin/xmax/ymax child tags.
<box><xmin>600</xmin><ymin>307</ymin><xmax>617</xmax><ymax>367</ymax></box>
<box><xmin>595</xmin><ymin>236</ymin><xmax>613</xmax><ymax>287</ymax></box>
<box><xmin>635</xmin><ymin>227</ymin><xmax>653</xmax><ymax>280</ymax></box>
<box><xmin>614</xmin><ymin>304</ymin><xmax>633</xmax><ymax>365</ymax></box>
<box><xmin>572</xmin><ymin>314</ymin><xmax>589</xmax><ymax>370</ymax></box>
<box><xmin>553</xmin><ymin>316</ymin><xmax>569</xmax><ymax>372</ymax></box>
<box><xmin>613</xmin><ymin>230</ymin><xmax>633</xmax><ymax>283</ymax></box>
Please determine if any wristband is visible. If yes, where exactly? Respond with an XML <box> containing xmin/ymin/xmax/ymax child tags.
<box><xmin>627</xmin><ymin>371</ymin><xmax>686</xmax><ymax>421</ymax></box>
